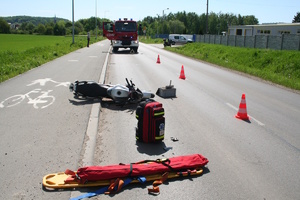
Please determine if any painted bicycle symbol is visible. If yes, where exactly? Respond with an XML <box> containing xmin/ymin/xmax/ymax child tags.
<box><xmin>27</xmin><ymin>78</ymin><xmax>70</xmax><ymax>87</ymax></box>
<box><xmin>0</xmin><ymin>78</ymin><xmax>70</xmax><ymax>109</ymax></box>
<box><xmin>0</xmin><ymin>88</ymin><xmax>55</xmax><ymax>109</ymax></box>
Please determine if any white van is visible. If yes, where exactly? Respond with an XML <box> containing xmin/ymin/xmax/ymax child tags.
<box><xmin>169</xmin><ymin>34</ymin><xmax>193</xmax><ymax>44</ymax></box>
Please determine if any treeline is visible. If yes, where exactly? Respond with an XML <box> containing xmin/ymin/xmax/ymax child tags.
<box><xmin>140</xmin><ymin>11</ymin><xmax>259</xmax><ymax>35</ymax></box>
<box><xmin>1</xmin><ymin>12</ymin><xmax>300</xmax><ymax>36</ymax></box>
<box><xmin>1</xmin><ymin>13</ymin><xmax>259</xmax><ymax>36</ymax></box>
<box><xmin>1</xmin><ymin>12</ymin><xmax>259</xmax><ymax>36</ymax></box>
<box><xmin>3</xmin><ymin>16</ymin><xmax>68</xmax><ymax>26</ymax></box>
<box><xmin>0</xmin><ymin>16</ymin><xmax>106</xmax><ymax>36</ymax></box>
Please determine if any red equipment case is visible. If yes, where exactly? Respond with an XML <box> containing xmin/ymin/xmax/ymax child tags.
<box><xmin>136</xmin><ymin>100</ymin><xmax>165</xmax><ymax>142</ymax></box>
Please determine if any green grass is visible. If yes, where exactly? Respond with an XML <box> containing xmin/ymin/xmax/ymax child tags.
<box><xmin>166</xmin><ymin>43</ymin><xmax>300</xmax><ymax>91</ymax></box>
<box><xmin>139</xmin><ymin>36</ymin><xmax>163</xmax><ymax>44</ymax></box>
<box><xmin>0</xmin><ymin>34</ymin><xmax>68</xmax><ymax>52</ymax></box>
<box><xmin>0</xmin><ymin>34</ymin><xmax>103</xmax><ymax>82</ymax></box>
<box><xmin>1</xmin><ymin>35</ymin><xmax>300</xmax><ymax>91</ymax></box>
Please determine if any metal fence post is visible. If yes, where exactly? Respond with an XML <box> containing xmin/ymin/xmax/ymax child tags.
<box><xmin>281</xmin><ymin>34</ymin><xmax>284</xmax><ymax>50</ymax></box>
<box><xmin>298</xmin><ymin>35</ymin><xmax>300</xmax><ymax>50</ymax></box>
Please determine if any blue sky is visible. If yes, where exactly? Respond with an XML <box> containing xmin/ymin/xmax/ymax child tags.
<box><xmin>1</xmin><ymin>0</ymin><xmax>299</xmax><ymax>24</ymax></box>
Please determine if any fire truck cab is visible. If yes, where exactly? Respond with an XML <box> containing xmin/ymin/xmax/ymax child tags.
<box><xmin>103</xmin><ymin>18</ymin><xmax>139</xmax><ymax>53</ymax></box>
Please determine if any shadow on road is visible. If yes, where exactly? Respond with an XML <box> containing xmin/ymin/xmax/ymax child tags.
<box><xmin>111</xmin><ymin>49</ymin><xmax>139</xmax><ymax>55</ymax></box>
<box><xmin>101</xmin><ymin>99</ymin><xmax>138</xmax><ymax>113</ymax></box>
<box><xmin>136</xmin><ymin>141</ymin><xmax>170</xmax><ymax>155</ymax></box>
<box><xmin>68</xmin><ymin>98</ymin><xmax>101</xmax><ymax>106</ymax></box>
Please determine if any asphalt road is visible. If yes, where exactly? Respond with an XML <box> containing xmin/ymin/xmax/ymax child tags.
<box><xmin>0</xmin><ymin>40</ymin><xmax>110</xmax><ymax>200</ymax></box>
<box><xmin>1</xmin><ymin>41</ymin><xmax>300</xmax><ymax>200</ymax></box>
<box><xmin>92</xmin><ymin>42</ymin><xmax>300</xmax><ymax>200</ymax></box>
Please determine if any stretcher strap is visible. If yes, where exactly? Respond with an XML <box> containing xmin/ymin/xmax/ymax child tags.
<box><xmin>105</xmin><ymin>178</ymin><xmax>124</xmax><ymax>194</ymax></box>
<box><xmin>136</xmin><ymin>158</ymin><xmax>174</xmax><ymax>171</ymax></box>
<box><xmin>69</xmin><ymin>186</ymin><xmax>109</xmax><ymax>200</ymax></box>
<box><xmin>64</xmin><ymin>169</ymin><xmax>80</xmax><ymax>183</ymax></box>
<box><xmin>69</xmin><ymin>176</ymin><xmax>146</xmax><ymax>200</ymax></box>
<box><xmin>148</xmin><ymin>172</ymin><xmax>169</xmax><ymax>194</ymax></box>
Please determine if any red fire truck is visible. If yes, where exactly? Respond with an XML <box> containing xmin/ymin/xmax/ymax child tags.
<box><xmin>103</xmin><ymin>18</ymin><xmax>139</xmax><ymax>53</ymax></box>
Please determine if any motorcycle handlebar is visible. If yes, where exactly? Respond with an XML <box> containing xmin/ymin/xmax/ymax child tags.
<box><xmin>125</xmin><ymin>78</ymin><xmax>135</xmax><ymax>88</ymax></box>
<box><xmin>125</xmin><ymin>78</ymin><xmax>130</xmax><ymax>86</ymax></box>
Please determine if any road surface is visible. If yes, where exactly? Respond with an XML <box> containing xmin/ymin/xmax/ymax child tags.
<box><xmin>0</xmin><ymin>41</ymin><xmax>299</xmax><ymax>200</ymax></box>
<box><xmin>0</xmin><ymin>40</ymin><xmax>110</xmax><ymax>200</ymax></box>
<box><xmin>92</xmin><ymin>43</ymin><xmax>300</xmax><ymax>200</ymax></box>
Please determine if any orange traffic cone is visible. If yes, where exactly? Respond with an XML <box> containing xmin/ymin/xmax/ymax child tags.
<box><xmin>179</xmin><ymin>65</ymin><xmax>186</xmax><ymax>80</ymax></box>
<box><xmin>156</xmin><ymin>55</ymin><xmax>161</xmax><ymax>64</ymax></box>
<box><xmin>235</xmin><ymin>94</ymin><xmax>249</xmax><ymax>120</ymax></box>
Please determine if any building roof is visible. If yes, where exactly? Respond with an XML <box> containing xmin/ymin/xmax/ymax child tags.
<box><xmin>229</xmin><ymin>23</ymin><xmax>300</xmax><ymax>28</ymax></box>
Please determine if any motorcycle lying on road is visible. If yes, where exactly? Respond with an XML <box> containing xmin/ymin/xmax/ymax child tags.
<box><xmin>69</xmin><ymin>78</ymin><xmax>155</xmax><ymax>105</ymax></box>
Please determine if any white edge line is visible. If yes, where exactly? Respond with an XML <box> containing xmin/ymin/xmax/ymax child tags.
<box><xmin>70</xmin><ymin>45</ymin><xmax>111</xmax><ymax>199</ymax></box>
<box><xmin>81</xmin><ymin>45</ymin><xmax>111</xmax><ymax>166</ymax></box>
<box><xmin>226</xmin><ymin>102</ymin><xmax>265</xmax><ymax>126</ymax></box>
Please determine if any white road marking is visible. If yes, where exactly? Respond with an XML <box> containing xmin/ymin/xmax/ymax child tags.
<box><xmin>226</xmin><ymin>102</ymin><xmax>265</xmax><ymax>126</ymax></box>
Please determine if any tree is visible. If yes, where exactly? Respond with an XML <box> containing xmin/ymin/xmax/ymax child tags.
<box><xmin>169</xmin><ymin>20</ymin><xmax>185</xmax><ymax>34</ymax></box>
<box><xmin>198</xmin><ymin>14</ymin><xmax>207</xmax><ymax>34</ymax></box>
<box><xmin>175</xmin><ymin>11</ymin><xmax>188</xmax><ymax>29</ymax></box>
<box><xmin>143</xmin><ymin>16</ymin><xmax>155</xmax><ymax>24</ymax></box>
<box><xmin>78</xmin><ymin>17</ymin><xmax>101</xmax><ymax>33</ymax></box>
<box><xmin>208</xmin><ymin>12</ymin><xmax>219</xmax><ymax>34</ymax></box>
<box><xmin>237</xmin><ymin>14</ymin><xmax>244</xmax><ymax>25</ymax></box>
<box><xmin>0</xmin><ymin>18</ymin><xmax>10</xmax><ymax>33</ymax></box>
<box><xmin>292</xmin><ymin>12</ymin><xmax>300</xmax><ymax>23</ymax></box>
<box><xmin>186</xmin><ymin>12</ymin><xmax>201</xmax><ymax>34</ymax></box>
<box><xmin>53</xmin><ymin>20</ymin><xmax>66</xmax><ymax>35</ymax></box>
<box><xmin>65</xmin><ymin>21</ymin><xmax>73</xmax><ymax>28</ymax></box>
<box><xmin>218</xmin><ymin>13</ymin><xmax>229</xmax><ymax>34</ymax></box>
<box><xmin>26</xmin><ymin>22</ymin><xmax>35</xmax><ymax>34</ymax></box>
<box><xmin>74</xmin><ymin>21</ymin><xmax>84</xmax><ymax>34</ymax></box>
<box><xmin>45</xmin><ymin>24</ymin><xmax>53</xmax><ymax>35</ymax></box>
<box><xmin>243</xmin><ymin>15</ymin><xmax>259</xmax><ymax>25</ymax></box>
<box><xmin>162</xmin><ymin>21</ymin><xmax>170</xmax><ymax>34</ymax></box>
<box><xmin>20</xmin><ymin>22</ymin><xmax>28</xmax><ymax>31</ymax></box>
<box><xmin>36</xmin><ymin>23</ymin><xmax>46</xmax><ymax>34</ymax></box>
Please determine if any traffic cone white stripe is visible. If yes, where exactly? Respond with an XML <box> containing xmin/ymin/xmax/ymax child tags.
<box><xmin>235</xmin><ymin>94</ymin><xmax>249</xmax><ymax>120</ymax></box>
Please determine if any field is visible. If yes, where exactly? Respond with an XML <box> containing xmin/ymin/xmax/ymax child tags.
<box><xmin>0</xmin><ymin>34</ymin><xmax>69</xmax><ymax>52</ymax></box>
<box><xmin>165</xmin><ymin>43</ymin><xmax>300</xmax><ymax>91</ymax></box>
<box><xmin>1</xmin><ymin>35</ymin><xmax>300</xmax><ymax>91</ymax></box>
<box><xmin>0</xmin><ymin>34</ymin><xmax>102</xmax><ymax>82</ymax></box>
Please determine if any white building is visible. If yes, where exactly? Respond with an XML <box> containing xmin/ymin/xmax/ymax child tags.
<box><xmin>228</xmin><ymin>23</ymin><xmax>300</xmax><ymax>36</ymax></box>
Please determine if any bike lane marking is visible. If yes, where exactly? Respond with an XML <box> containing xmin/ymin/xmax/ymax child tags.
<box><xmin>0</xmin><ymin>79</ymin><xmax>69</xmax><ymax>109</ymax></box>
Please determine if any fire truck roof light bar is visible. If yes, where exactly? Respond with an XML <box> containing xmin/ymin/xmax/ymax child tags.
<box><xmin>117</xmin><ymin>18</ymin><xmax>134</xmax><ymax>21</ymax></box>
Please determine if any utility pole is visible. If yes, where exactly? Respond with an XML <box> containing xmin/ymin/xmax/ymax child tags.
<box><xmin>95</xmin><ymin>0</ymin><xmax>97</xmax><ymax>40</ymax></box>
<box><xmin>206</xmin><ymin>0</ymin><xmax>209</xmax><ymax>34</ymax></box>
<box><xmin>72</xmin><ymin>0</ymin><xmax>75</xmax><ymax>44</ymax></box>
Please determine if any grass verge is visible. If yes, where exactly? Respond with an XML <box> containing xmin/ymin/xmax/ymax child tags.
<box><xmin>165</xmin><ymin>43</ymin><xmax>300</xmax><ymax>91</ymax></box>
<box><xmin>0</xmin><ymin>34</ymin><xmax>103</xmax><ymax>83</ymax></box>
<box><xmin>139</xmin><ymin>36</ymin><xmax>163</xmax><ymax>44</ymax></box>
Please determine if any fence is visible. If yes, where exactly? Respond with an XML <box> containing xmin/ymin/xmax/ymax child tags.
<box><xmin>195</xmin><ymin>34</ymin><xmax>300</xmax><ymax>51</ymax></box>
